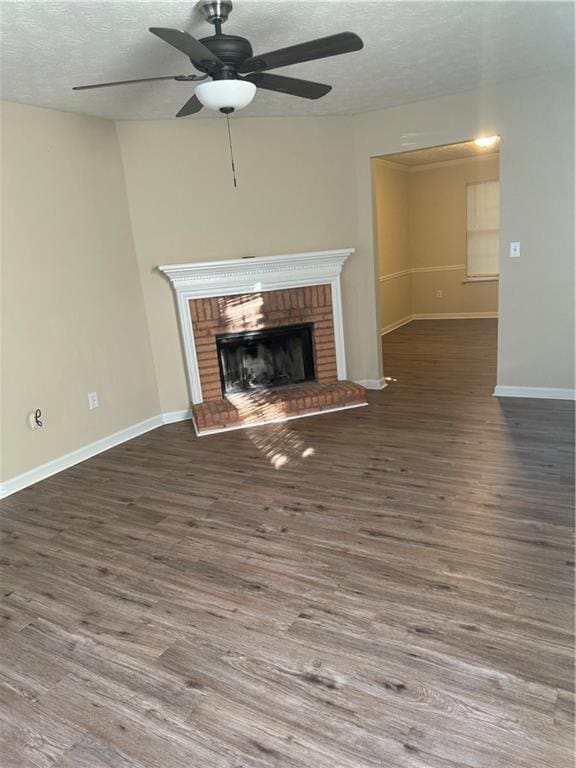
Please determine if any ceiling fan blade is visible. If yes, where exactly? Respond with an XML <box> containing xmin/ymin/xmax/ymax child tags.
<box><xmin>73</xmin><ymin>74</ymin><xmax>202</xmax><ymax>91</ymax></box>
<box><xmin>239</xmin><ymin>32</ymin><xmax>363</xmax><ymax>74</ymax></box>
<box><xmin>176</xmin><ymin>94</ymin><xmax>204</xmax><ymax>118</ymax></box>
<box><xmin>242</xmin><ymin>73</ymin><xmax>331</xmax><ymax>100</ymax></box>
<box><xmin>149</xmin><ymin>27</ymin><xmax>222</xmax><ymax>69</ymax></box>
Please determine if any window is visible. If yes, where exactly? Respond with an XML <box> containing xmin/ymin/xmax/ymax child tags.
<box><xmin>466</xmin><ymin>180</ymin><xmax>499</xmax><ymax>278</ymax></box>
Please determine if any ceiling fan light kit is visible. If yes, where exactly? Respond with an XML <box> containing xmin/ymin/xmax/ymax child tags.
<box><xmin>195</xmin><ymin>79</ymin><xmax>256</xmax><ymax>113</ymax></box>
<box><xmin>72</xmin><ymin>0</ymin><xmax>364</xmax><ymax>117</ymax></box>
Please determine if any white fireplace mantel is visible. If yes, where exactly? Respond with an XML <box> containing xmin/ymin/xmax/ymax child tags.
<box><xmin>158</xmin><ymin>248</ymin><xmax>354</xmax><ymax>404</ymax></box>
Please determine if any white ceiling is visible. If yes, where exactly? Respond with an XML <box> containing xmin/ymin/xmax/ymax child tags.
<box><xmin>0</xmin><ymin>1</ymin><xmax>573</xmax><ymax>121</ymax></box>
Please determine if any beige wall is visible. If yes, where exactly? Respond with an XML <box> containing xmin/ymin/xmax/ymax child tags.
<box><xmin>411</xmin><ymin>268</ymin><xmax>498</xmax><ymax>316</ymax></box>
<box><xmin>410</xmin><ymin>155</ymin><xmax>499</xmax><ymax>316</ymax></box>
<box><xmin>373</xmin><ymin>161</ymin><xmax>410</xmax><ymax>276</ymax></box>
<box><xmin>355</xmin><ymin>70</ymin><xmax>574</xmax><ymax>389</ymax></box>
<box><xmin>0</xmin><ymin>101</ymin><xmax>160</xmax><ymax>481</ymax></box>
<box><xmin>372</xmin><ymin>161</ymin><xmax>412</xmax><ymax>330</ymax></box>
<box><xmin>409</xmin><ymin>155</ymin><xmax>499</xmax><ymax>269</ymax></box>
<box><xmin>117</xmin><ymin>116</ymin><xmax>358</xmax><ymax>412</ymax></box>
<box><xmin>374</xmin><ymin>154</ymin><xmax>499</xmax><ymax>331</ymax></box>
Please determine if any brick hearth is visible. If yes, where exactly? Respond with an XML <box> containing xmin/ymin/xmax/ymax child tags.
<box><xmin>192</xmin><ymin>381</ymin><xmax>367</xmax><ymax>435</ymax></box>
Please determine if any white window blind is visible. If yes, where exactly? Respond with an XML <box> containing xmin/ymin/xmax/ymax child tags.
<box><xmin>466</xmin><ymin>180</ymin><xmax>500</xmax><ymax>277</ymax></box>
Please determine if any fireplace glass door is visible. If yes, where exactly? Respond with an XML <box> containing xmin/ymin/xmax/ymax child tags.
<box><xmin>216</xmin><ymin>323</ymin><xmax>315</xmax><ymax>395</ymax></box>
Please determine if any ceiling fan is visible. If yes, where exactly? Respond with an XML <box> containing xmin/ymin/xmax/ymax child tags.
<box><xmin>73</xmin><ymin>0</ymin><xmax>364</xmax><ymax>117</ymax></box>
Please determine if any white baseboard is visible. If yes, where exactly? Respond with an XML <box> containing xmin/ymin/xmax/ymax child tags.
<box><xmin>494</xmin><ymin>386</ymin><xmax>575</xmax><ymax>401</ymax></box>
<box><xmin>0</xmin><ymin>410</ymin><xmax>193</xmax><ymax>500</ymax></box>
<box><xmin>412</xmin><ymin>312</ymin><xmax>498</xmax><ymax>320</ymax></box>
<box><xmin>161</xmin><ymin>409</ymin><xmax>194</xmax><ymax>424</ymax></box>
<box><xmin>355</xmin><ymin>377</ymin><xmax>387</xmax><ymax>390</ymax></box>
<box><xmin>380</xmin><ymin>316</ymin><xmax>413</xmax><ymax>335</ymax></box>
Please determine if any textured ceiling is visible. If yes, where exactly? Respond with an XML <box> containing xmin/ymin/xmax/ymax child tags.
<box><xmin>383</xmin><ymin>138</ymin><xmax>500</xmax><ymax>166</ymax></box>
<box><xmin>0</xmin><ymin>1</ymin><xmax>573</xmax><ymax>121</ymax></box>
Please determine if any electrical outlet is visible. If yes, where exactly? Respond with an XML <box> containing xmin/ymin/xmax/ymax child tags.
<box><xmin>88</xmin><ymin>392</ymin><xmax>99</xmax><ymax>410</ymax></box>
<box><xmin>436</xmin><ymin>289</ymin><xmax>443</xmax><ymax>298</ymax></box>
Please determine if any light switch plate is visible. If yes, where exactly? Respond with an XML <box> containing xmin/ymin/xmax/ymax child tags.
<box><xmin>510</xmin><ymin>241</ymin><xmax>521</xmax><ymax>258</ymax></box>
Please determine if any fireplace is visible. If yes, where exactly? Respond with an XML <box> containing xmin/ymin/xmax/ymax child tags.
<box><xmin>158</xmin><ymin>249</ymin><xmax>369</xmax><ymax>435</ymax></box>
<box><xmin>216</xmin><ymin>323</ymin><xmax>315</xmax><ymax>395</ymax></box>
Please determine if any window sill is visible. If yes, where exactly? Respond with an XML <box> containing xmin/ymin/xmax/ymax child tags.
<box><xmin>462</xmin><ymin>276</ymin><xmax>499</xmax><ymax>284</ymax></box>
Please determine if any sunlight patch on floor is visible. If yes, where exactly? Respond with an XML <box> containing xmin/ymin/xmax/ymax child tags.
<box><xmin>229</xmin><ymin>390</ymin><xmax>317</xmax><ymax>469</ymax></box>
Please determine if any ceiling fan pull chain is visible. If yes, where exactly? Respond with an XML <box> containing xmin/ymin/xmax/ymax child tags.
<box><xmin>226</xmin><ymin>113</ymin><xmax>238</xmax><ymax>188</ymax></box>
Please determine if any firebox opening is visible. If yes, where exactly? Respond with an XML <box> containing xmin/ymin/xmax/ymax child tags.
<box><xmin>216</xmin><ymin>323</ymin><xmax>316</xmax><ymax>395</ymax></box>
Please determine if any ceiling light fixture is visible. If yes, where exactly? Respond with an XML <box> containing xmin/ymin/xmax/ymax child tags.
<box><xmin>474</xmin><ymin>135</ymin><xmax>499</xmax><ymax>148</ymax></box>
<box><xmin>194</xmin><ymin>79</ymin><xmax>256</xmax><ymax>114</ymax></box>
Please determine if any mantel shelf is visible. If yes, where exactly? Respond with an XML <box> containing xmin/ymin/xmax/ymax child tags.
<box><xmin>158</xmin><ymin>249</ymin><xmax>354</xmax><ymax>290</ymax></box>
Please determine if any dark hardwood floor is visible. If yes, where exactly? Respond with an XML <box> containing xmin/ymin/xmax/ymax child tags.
<box><xmin>1</xmin><ymin>319</ymin><xmax>574</xmax><ymax>767</ymax></box>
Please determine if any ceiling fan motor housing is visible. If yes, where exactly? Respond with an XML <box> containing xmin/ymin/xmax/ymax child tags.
<box><xmin>195</xmin><ymin>35</ymin><xmax>253</xmax><ymax>78</ymax></box>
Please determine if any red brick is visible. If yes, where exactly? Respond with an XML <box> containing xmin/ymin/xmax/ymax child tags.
<box><xmin>201</xmin><ymin>372</ymin><xmax>222</xmax><ymax>385</ymax></box>
<box><xmin>195</xmin><ymin>319</ymin><xmax>219</xmax><ymax>330</ymax></box>
<box><xmin>314</xmin><ymin>320</ymin><xmax>334</xmax><ymax>336</ymax></box>
<box><xmin>315</xmin><ymin>340</ymin><xmax>336</xmax><ymax>351</ymax></box>
<box><xmin>316</xmin><ymin>357</ymin><xmax>337</xmax><ymax>369</ymax></box>
<box><xmin>316</xmin><ymin>362</ymin><xmax>334</xmax><ymax>372</ymax></box>
<box><xmin>200</xmin><ymin>375</ymin><xmax>220</xmax><ymax>388</ymax></box>
<box><xmin>317</xmin><ymin>364</ymin><xmax>338</xmax><ymax>375</ymax></box>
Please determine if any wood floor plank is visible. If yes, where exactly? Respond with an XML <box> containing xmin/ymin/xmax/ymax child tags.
<box><xmin>0</xmin><ymin>319</ymin><xmax>573</xmax><ymax>766</ymax></box>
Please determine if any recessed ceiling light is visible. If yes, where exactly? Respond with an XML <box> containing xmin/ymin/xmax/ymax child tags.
<box><xmin>474</xmin><ymin>135</ymin><xmax>499</xmax><ymax>148</ymax></box>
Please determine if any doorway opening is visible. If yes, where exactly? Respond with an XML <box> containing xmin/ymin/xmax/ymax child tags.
<box><xmin>372</xmin><ymin>137</ymin><xmax>500</xmax><ymax>394</ymax></box>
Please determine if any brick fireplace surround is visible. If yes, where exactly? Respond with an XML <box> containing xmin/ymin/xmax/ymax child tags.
<box><xmin>159</xmin><ymin>250</ymin><xmax>368</xmax><ymax>435</ymax></box>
